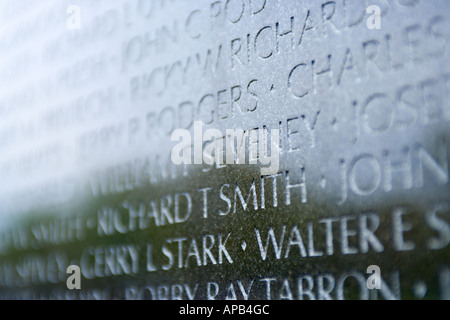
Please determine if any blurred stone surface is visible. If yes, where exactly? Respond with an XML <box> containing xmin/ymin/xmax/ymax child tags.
<box><xmin>0</xmin><ymin>0</ymin><xmax>449</xmax><ymax>299</ymax></box>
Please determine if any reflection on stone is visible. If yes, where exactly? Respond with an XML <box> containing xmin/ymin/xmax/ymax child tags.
<box><xmin>0</xmin><ymin>0</ymin><xmax>449</xmax><ymax>300</ymax></box>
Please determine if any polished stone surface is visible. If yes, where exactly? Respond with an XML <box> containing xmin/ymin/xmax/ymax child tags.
<box><xmin>0</xmin><ymin>0</ymin><xmax>449</xmax><ymax>299</ymax></box>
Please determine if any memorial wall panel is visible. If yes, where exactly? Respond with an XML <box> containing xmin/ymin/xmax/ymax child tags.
<box><xmin>0</xmin><ymin>0</ymin><xmax>449</xmax><ymax>300</ymax></box>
